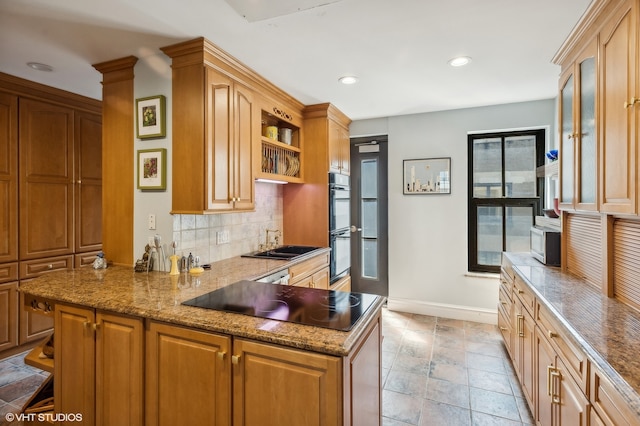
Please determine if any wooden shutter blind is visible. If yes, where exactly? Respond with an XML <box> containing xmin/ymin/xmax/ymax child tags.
<box><xmin>565</xmin><ymin>214</ymin><xmax>602</xmax><ymax>289</ymax></box>
<box><xmin>613</xmin><ymin>219</ymin><xmax>640</xmax><ymax>311</ymax></box>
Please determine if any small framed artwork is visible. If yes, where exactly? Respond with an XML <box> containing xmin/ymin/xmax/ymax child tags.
<box><xmin>136</xmin><ymin>95</ymin><xmax>166</xmax><ymax>139</ymax></box>
<box><xmin>403</xmin><ymin>157</ymin><xmax>451</xmax><ymax>194</ymax></box>
<box><xmin>137</xmin><ymin>148</ymin><xmax>167</xmax><ymax>190</ymax></box>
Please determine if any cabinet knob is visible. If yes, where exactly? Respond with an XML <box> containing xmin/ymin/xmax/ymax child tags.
<box><xmin>231</xmin><ymin>355</ymin><xmax>241</xmax><ymax>365</ymax></box>
<box><xmin>624</xmin><ymin>97</ymin><xmax>639</xmax><ymax>108</ymax></box>
<box><xmin>47</xmin><ymin>264</ymin><xmax>53</xmax><ymax>270</ymax></box>
<box><xmin>547</xmin><ymin>330</ymin><xmax>558</xmax><ymax>339</ymax></box>
<box><xmin>499</xmin><ymin>326</ymin><xmax>508</xmax><ymax>332</ymax></box>
<box><xmin>217</xmin><ymin>351</ymin><xmax>226</xmax><ymax>361</ymax></box>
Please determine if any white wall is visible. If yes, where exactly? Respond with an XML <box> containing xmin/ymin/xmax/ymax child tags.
<box><xmin>351</xmin><ymin>99</ymin><xmax>556</xmax><ymax>323</ymax></box>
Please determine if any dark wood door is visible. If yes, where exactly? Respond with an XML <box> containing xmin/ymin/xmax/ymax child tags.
<box><xmin>19</xmin><ymin>98</ymin><xmax>74</xmax><ymax>259</ymax></box>
<box><xmin>350</xmin><ymin>136</ymin><xmax>388</xmax><ymax>297</ymax></box>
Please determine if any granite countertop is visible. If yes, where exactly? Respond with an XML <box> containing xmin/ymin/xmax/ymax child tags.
<box><xmin>19</xmin><ymin>248</ymin><xmax>385</xmax><ymax>357</ymax></box>
<box><xmin>504</xmin><ymin>252</ymin><xmax>640</xmax><ymax>416</ymax></box>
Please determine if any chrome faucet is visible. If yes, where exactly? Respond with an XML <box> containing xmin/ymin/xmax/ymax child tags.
<box><xmin>265</xmin><ymin>229</ymin><xmax>282</xmax><ymax>249</ymax></box>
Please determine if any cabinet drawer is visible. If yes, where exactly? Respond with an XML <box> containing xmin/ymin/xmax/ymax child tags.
<box><xmin>288</xmin><ymin>252</ymin><xmax>330</xmax><ymax>283</ymax></box>
<box><xmin>501</xmin><ymin>255</ymin><xmax>516</xmax><ymax>283</ymax></box>
<box><xmin>513</xmin><ymin>275</ymin><xmax>535</xmax><ymax>314</ymax></box>
<box><xmin>0</xmin><ymin>262</ymin><xmax>18</xmax><ymax>283</ymax></box>
<box><xmin>590</xmin><ymin>365</ymin><xmax>636</xmax><ymax>426</ymax></box>
<box><xmin>19</xmin><ymin>255</ymin><xmax>73</xmax><ymax>279</ymax></box>
<box><xmin>536</xmin><ymin>303</ymin><xmax>587</xmax><ymax>392</ymax></box>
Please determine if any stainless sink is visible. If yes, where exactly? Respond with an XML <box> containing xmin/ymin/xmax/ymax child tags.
<box><xmin>241</xmin><ymin>245</ymin><xmax>320</xmax><ymax>260</ymax></box>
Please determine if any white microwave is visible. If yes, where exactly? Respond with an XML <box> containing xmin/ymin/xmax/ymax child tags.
<box><xmin>530</xmin><ymin>226</ymin><xmax>561</xmax><ymax>266</ymax></box>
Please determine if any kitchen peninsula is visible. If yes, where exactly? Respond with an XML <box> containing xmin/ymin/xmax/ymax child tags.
<box><xmin>19</xmin><ymin>248</ymin><xmax>384</xmax><ymax>426</ymax></box>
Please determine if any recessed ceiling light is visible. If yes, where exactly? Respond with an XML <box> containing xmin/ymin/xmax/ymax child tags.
<box><xmin>339</xmin><ymin>75</ymin><xmax>358</xmax><ymax>85</ymax></box>
<box><xmin>27</xmin><ymin>62</ymin><xmax>53</xmax><ymax>72</ymax></box>
<box><xmin>448</xmin><ymin>56</ymin><xmax>472</xmax><ymax>67</ymax></box>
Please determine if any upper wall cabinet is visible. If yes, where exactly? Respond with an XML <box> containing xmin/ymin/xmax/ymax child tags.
<box><xmin>554</xmin><ymin>0</ymin><xmax>639</xmax><ymax>216</ymax></box>
<box><xmin>558</xmin><ymin>40</ymin><xmax>598</xmax><ymax>212</ymax></box>
<box><xmin>599</xmin><ymin>0</ymin><xmax>637</xmax><ymax>215</ymax></box>
<box><xmin>162</xmin><ymin>38</ymin><xmax>258</xmax><ymax>213</ymax></box>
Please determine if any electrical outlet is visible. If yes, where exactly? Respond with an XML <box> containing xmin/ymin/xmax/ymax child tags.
<box><xmin>148</xmin><ymin>214</ymin><xmax>156</xmax><ymax>230</ymax></box>
<box><xmin>216</xmin><ymin>230</ymin><xmax>230</xmax><ymax>244</ymax></box>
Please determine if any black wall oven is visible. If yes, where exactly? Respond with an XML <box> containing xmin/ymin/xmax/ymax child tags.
<box><xmin>329</xmin><ymin>173</ymin><xmax>350</xmax><ymax>283</ymax></box>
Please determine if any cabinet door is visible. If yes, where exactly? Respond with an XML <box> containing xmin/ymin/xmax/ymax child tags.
<box><xmin>206</xmin><ymin>67</ymin><xmax>235</xmax><ymax>211</ymax></box>
<box><xmin>233</xmin><ymin>338</ymin><xmax>342</xmax><ymax>426</ymax></box>
<box><xmin>513</xmin><ymin>300</ymin><xmax>535</xmax><ymax>409</ymax></box>
<box><xmin>576</xmin><ymin>42</ymin><xmax>598</xmax><ymax>211</ymax></box>
<box><xmin>19</xmin><ymin>98</ymin><xmax>74</xmax><ymax>259</ymax></box>
<box><xmin>18</xmin><ymin>290</ymin><xmax>54</xmax><ymax>344</ymax></box>
<box><xmin>536</xmin><ymin>326</ymin><xmax>556</xmax><ymax>425</ymax></box>
<box><xmin>559</xmin><ymin>67</ymin><xmax>575</xmax><ymax>210</ymax></box>
<box><xmin>0</xmin><ymin>92</ymin><xmax>18</xmax><ymax>264</ymax></box>
<box><xmin>95</xmin><ymin>311</ymin><xmax>143</xmax><ymax>426</ymax></box>
<box><xmin>600</xmin><ymin>0</ymin><xmax>637</xmax><ymax>214</ymax></box>
<box><xmin>75</xmin><ymin>111</ymin><xmax>102</xmax><ymax>253</ymax></box>
<box><xmin>54</xmin><ymin>303</ymin><xmax>96</xmax><ymax>423</ymax></box>
<box><xmin>232</xmin><ymin>82</ymin><xmax>256</xmax><ymax>210</ymax></box>
<box><xmin>556</xmin><ymin>357</ymin><xmax>589</xmax><ymax>425</ymax></box>
<box><xmin>0</xmin><ymin>281</ymin><xmax>18</xmax><ymax>352</ymax></box>
<box><xmin>328</xmin><ymin>120</ymin><xmax>350</xmax><ymax>175</ymax></box>
<box><xmin>146</xmin><ymin>321</ymin><xmax>231</xmax><ymax>426</ymax></box>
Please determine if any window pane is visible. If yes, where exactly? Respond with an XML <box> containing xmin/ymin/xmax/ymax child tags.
<box><xmin>362</xmin><ymin>239</ymin><xmax>378</xmax><ymax>278</ymax></box>
<box><xmin>580</xmin><ymin>57</ymin><xmax>596</xmax><ymax>204</ymax></box>
<box><xmin>362</xmin><ymin>200</ymin><xmax>377</xmax><ymax>238</ymax></box>
<box><xmin>473</xmin><ymin>138</ymin><xmax>502</xmax><ymax>198</ymax></box>
<box><xmin>561</xmin><ymin>75</ymin><xmax>574</xmax><ymax>204</ymax></box>
<box><xmin>506</xmin><ymin>206</ymin><xmax>533</xmax><ymax>252</ymax></box>
<box><xmin>361</xmin><ymin>159</ymin><xmax>377</xmax><ymax>198</ymax></box>
<box><xmin>505</xmin><ymin>136</ymin><xmax>537</xmax><ymax>198</ymax></box>
<box><xmin>477</xmin><ymin>206</ymin><xmax>503</xmax><ymax>266</ymax></box>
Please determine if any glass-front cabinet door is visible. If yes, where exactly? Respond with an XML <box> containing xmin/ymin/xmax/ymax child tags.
<box><xmin>559</xmin><ymin>41</ymin><xmax>598</xmax><ymax>211</ymax></box>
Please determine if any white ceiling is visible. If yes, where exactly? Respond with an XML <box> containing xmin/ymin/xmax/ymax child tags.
<box><xmin>0</xmin><ymin>0</ymin><xmax>592</xmax><ymax>120</ymax></box>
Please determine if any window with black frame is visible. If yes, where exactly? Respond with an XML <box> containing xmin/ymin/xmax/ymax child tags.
<box><xmin>468</xmin><ymin>129</ymin><xmax>545</xmax><ymax>273</ymax></box>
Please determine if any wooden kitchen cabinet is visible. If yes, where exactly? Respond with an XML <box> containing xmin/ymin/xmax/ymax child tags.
<box><xmin>535</xmin><ymin>325</ymin><xmax>589</xmax><ymax>425</ymax></box>
<box><xmin>162</xmin><ymin>38</ymin><xmax>259</xmax><ymax>214</ymax></box>
<box><xmin>512</xmin><ymin>288</ymin><xmax>535</xmax><ymax>410</ymax></box>
<box><xmin>590</xmin><ymin>363</ymin><xmax>638</xmax><ymax>425</ymax></box>
<box><xmin>328</xmin><ymin>117</ymin><xmax>350</xmax><ymax>175</ymax></box>
<box><xmin>0</xmin><ymin>92</ymin><xmax>18</xmax><ymax>265</ymax></box>
<box><xmin>233</xmin><ymin>338</ymin><xmax>342</xmax><ymax>426</ymax></box>
<box><xmin>289</xmin><ymin>250</ymin><xmax>330</xmax><ymax>289</ymax></box>
<box><xmin>19</xmin><ymin>98</ymin><xmax>74</xmax><ymax>260</ymax></box>
<box><xmin>599</xmin><ymin>0</ymin><xmax>637</xmax><ymax>215</ymax></box>
<box><xmin>74</xmin><ymin>111</ymin><xmax>102</xmax><ymax>253</ymax></box>
<box><xmin>55</xmin><ymin>303</ymin><xmax>144</xmax><ymax>426</ymax></box>
<box><xmin>283</xmin><ymin>103</ymin><xmax>351</xmax><ymax>248</ymax></box>
<box><xmin>558</xmin><ymin>40</ymin><xmax>598</xmax><ymax>212</ymax></box>
<box><xmin>146</xmin><ymin>321</ymin><xmax>231</xmax><ymax>426</ymax></box>
<box><xmin>0</xmin><ymin>281</ymin><xmax>18</xmax><ymax>352</ymax></box>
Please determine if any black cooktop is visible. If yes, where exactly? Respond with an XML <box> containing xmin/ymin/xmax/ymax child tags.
<box><xmin>182</xmin><ymin>280</ymin><xmax>378</xmax><ymax>331</ymax></box>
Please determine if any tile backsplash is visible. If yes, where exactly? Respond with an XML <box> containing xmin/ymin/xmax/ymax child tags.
<box><xmin>171</xmin><ymin>182</ymin><xmax>283</xmax><ymax>264</ymax></box>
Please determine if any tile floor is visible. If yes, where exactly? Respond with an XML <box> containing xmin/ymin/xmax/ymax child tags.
<box><xmin>0</xmin><ymin>350</ymin><xmax>49</xmax><ymax>426</ymax></box>
<box><xmin>381</xmin><ymin>308</ymin><xmax>534</xmax><ymax>425</ymax></box>
<box><xmin>0</xmin><ymin>308</ymin><xmax>533</xmax><ymax>426</ymax></box>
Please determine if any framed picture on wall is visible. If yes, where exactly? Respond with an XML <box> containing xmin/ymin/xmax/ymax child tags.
<box><xmin>137</xmin><ymin>148</ymin><xmax>167</xmax><ymax>190</ymax></box>
<box><xmin>136</xmin><ymin>95</ymin><xmax>166</xmax><ymax>139</ymax></box>
<box><xmin>403</xmin><ymin>157</ymin><xmax>451</xmax><ymax>194</ymax></box>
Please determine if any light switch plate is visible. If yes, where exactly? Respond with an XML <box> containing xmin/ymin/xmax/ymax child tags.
<box><xmin>216</xmin><ymin>230</ymin><xmax>230</xmax><ymax>244</ymax></box>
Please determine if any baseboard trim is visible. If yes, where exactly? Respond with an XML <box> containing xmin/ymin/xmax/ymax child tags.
<box><xmin>387</xmin><ymin>298</ymin><xmax>498</xmax><ymax>325</ymax></box>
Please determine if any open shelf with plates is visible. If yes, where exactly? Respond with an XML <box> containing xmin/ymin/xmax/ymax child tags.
<box><xmin>257</xmin><ymin>107</ymin><xmax>303</xmax><ymax>183</ymax></box>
